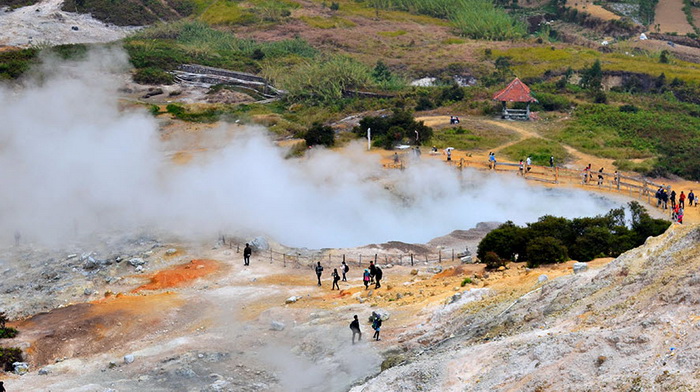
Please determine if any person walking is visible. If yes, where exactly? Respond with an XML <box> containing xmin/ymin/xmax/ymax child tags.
<box><xmin>0</xmin><ymin>380</ymin><xmax>5</xmax><ymax>392</ymax></box>
<box><xmin>597</xmin><ymin>167</ymin><xmax>604</xmax><ymax>186</ymax></box>
<box><xmin>374</xmin><ymin>266</ymin><xmax>383</xmax><ymax>289</ymax></box>
<box><xmin>526</xmin><ymin>156</ymin><xmax>532</xmax><ymax>173</ymax></box>
<box><xmin>341</xmin><ymin>260</ymin><xmax>349</xmax><ymax>281</ymax></box>
<box><xmin>363</xmin><ymin>269</ymin><xmax>371</xmax><ymax>289</ymax></box>
<box><xmin>689</xmin><ymin>190</ymin><xmax>695</xmax><ymax>207</ymax></box>
<box><xmin>350</xmin><ymin>315</ymin><xmax>361</xmax><ymax>344</ymax></box>
<box><xmin>315</xmin><ymin>262</ymin><xmax>324</xmax><ymax>286</ymax></box>
<box><xmin>446</xmin><ymin>148</ymin><xmax>452</xmax><ymax>162</ymax></box>
<box><xmin>369</xmin><ymin>261</ymin><xmax>376</xmax><ymax>283</ymax></box>
<box><xmin>679</xmin><ymin>191</ymin><xmax>686</xmax><ymax>208</ymax></box>
<box><xmin>243</xmin><ymin>243</ymin><xmax>252</xmax><ymax>266</ymax></box>
<box><xmin>549</xmin><ymin>156</ymin><xmax>554</xmax><ymax>167</ymax></box>
<box><xmin>662</xmin><ymin>188</ymin><xmax>669</xmax><ymax>209</ymax></box>
<box><xmin>372</xmin><ymin>314</ymin><xmax>382</xmax><ymax>341</ymax></box>
<box><xmin>518</xmin><ymin>159</ymin><xmax>524</xmax><ymax>176</ymax></box>
<box><xmin>670</xmin><ymin>190</ymin><xmax>677</xmax><ymax>209</ymax></box>
<box><xmin>332</xmin><ymin>268</ymin><xmax>340</xmax><ymax>290</ymax></box>
<box><xmin>393</xmin><ymin>152</ymin><xmax>400</xmax><ymax>165</ymax></box>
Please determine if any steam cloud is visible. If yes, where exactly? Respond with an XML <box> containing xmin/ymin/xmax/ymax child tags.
<box><xmin>0</xmin><ymin>48</ymin><xmax>620</xmax><ymax>248</ymax></box>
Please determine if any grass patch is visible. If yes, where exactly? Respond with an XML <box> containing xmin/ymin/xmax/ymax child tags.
<box><xmin>0</xmin><ymin>48</ymin><xmax>38</xmax><ymax>79</ymax></box>
<box><xmin>427</xmin><ymin>124</ymin><xmax>517</xmax><ymax>151</ymax></box>
<box><xmin>198</xmin><ymin>0</ymin><xmax>255</xmax><ymax>25</ymax></box>
<box><xmin>492</xmin><ymin>47</ymin><xmax>700</xmax><ymax>83</ymax></box>
<box><xmin>0</xmin><ymin>327</ymin><xmax>18</xmax><ymax>339</ymax></box>
<box><xmin>62</xmin><ymin>0</ymin><xmax>195</xmax><ymax>26</ymax></box>
<box><xmin>613</xmin><ymin>158</ymin><xmax>657</xmax><ymax>174</ymax></box>
<box><xmin>300</xmin><ymin>15</ymin><xmax>357</xmax><ymax>28</ymax></box>
<box><xmin>0</xmin><ymin>0</ymin><xmax>39</xmax><ymax>8</ymax></box>
<box><xmin>378</xmin><ymin>30</ymin><xmax>408</xmax><ymax>37</ymax></box>
<box><xmin>500</xmin><ymin>138</ymin><xmax>570</xmax><ymax>166</ymax></box>
<box><xmin>441</xmin><ymin>37</ymin><xmax>465</xmax><ymax>44</ymax></box>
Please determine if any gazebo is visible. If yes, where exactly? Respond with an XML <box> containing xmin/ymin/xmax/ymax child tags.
<box><xmin>492</xmin><ymin>78</ymin><xmax>537</xmax><ymax>121</ymax></box>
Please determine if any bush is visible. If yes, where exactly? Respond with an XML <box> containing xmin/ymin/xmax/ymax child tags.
<box><xmin>133</xmin><ymin>67</ymin><xmax>175</xmax><ymax>85</ymax></box>
<box><xmin>0</xmin><ymin>327</ymin><xmax>18</xmax><ymax>339</ymax></box>
<box><xmin>526</xmin><ymin>237</ymin><xmax>567</xmax><ymax>268</ymax></box>
<box><xmin>477</xmin><ymin>221</ymin><xmax>527</xmax><ymax>262</ymax></box>
<box><xmin>304</xmin><ymin>122</ymin><xmax>335</xmax><ymax>147</ymax></box>
<box><xmin>415</xmin><ymin>96</ymin><xmax>435</xmax><ymax>111</ymax></box>
<box><xmin>531</xmin><ymin>92</ymin><xmax>572</xmax><ymax>112</ymax></box>
<box><xmin>354</xmin><ymin>109</ymin><xmax>433</xmax><ymax>148</ymax></box>
<box><xmin>482</xmin><ymin>251</ymin><xmax>506</xmax><ymax>270</ymax></box>
<box><xmin>460</xmin><ymin>277</ymin><xmax>473</xmax><ymax>286</ymax></box>
<box><xmin>0</xmin><ymin>347</ymin><xmax>22</xmax><ymax>371</ymax></box>
<box><xmin>619</xmin><ymin>104</ymin><xmax>639</xmax><ymax>113</ymax></box>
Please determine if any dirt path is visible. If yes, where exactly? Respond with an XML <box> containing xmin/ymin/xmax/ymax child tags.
<box><xmin>654</xmin><ymin>0</ymin><xmax>696</xmax><ymax>34</ymax></box>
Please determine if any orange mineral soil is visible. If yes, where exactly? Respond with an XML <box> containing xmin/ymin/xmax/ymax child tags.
<box><xmin>133</xmin><ymin>259</ymin><xmax>221</xmax><ymax>292</ymax></box>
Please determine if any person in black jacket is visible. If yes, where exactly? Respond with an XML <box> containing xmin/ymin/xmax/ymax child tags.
<box><xmin>372</xmin><ymin>315</ymin><xmax>382</xmax><ymax>341</ymax></box>
<box><xmin>374</xmin><ymin>266</ymin><xmax>383</xmax><ymax>289</ymax></box>
<box><xmin>332</xmin><ymin>268</ymin><xmax>340</xmax><ymax>290</ymax></box>
<box><xmin>350</xmin><ymin>315</ymin><xmax>361</xmax><ymax>344</ymax></box>
<box><xmin>315</xmin><ymin>262</ymin><xmax>324</xmax><ymax>286</ymax></box>
<box><xmin>243</xmin><ymin>243</ymin><xmax>252</xmax><ymax>266</ymax></box>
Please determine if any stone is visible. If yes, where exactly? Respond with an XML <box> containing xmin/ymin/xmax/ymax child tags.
<box><xmin>371</xmin><ymin>308</ymin><xmax>390</xmax><ymax>321</ymax></box>
<box><xmin>135</xmin><ymin>265</ymin><xmax>144</xmax><ymax>273</ymax></box>
<box><xmin>573</xmin><ymin>262</ymin><xmax>588</xmax><ymax>274</ymax></box>
<box><xmin>38</xmin><ymin>366</ymin><xmax>52</xmax><ymax>375</ymax></box>
<box><xmin>129</xmin><ymin>258</ymin><xmax>146</xmax><ymax>267</ymax></box>
<box><xmin>250</xmin><ymin>237</ymin><xmax>270</xmax><ymax>251</ymax></box>
<box><xmin>124</xmin><ymin>354</ymin><xmax>135</xmax><ymax>364</ymax></box>
<box><xmin>538</xmin><ymin>275</ymin><xmax>549</xmax><ymax>283</ymax></box>
<box><xmin>461</xmin><ymin>255</ymin><xmax>473</xmax><ymax>263</ymax></box>
<box><xmin>270</xmin><ymin>321</ymin><xmax>286</xmax><ymax>331</ymax></box>
<box><xmin>165</xmin><ymin>248</ymin><xmax>177</xmax><ymax>255</ymax></box>
<box><xmin>285</xmin><ymin>296</ymin><xmax>300</xmax><ymax>304</ymax></box>
<box><xmin>13</xmin><ymin>362</ymin><xmax>29</xmax><ymax>375</ymax></box>
<box><xmin>426</xmin><ymin>266</ymin><xmax>443</xmax><ymax>274</ymax></box>
<box><xmin>84</xmin><ymin>288</ymin><xmax>93</xmax><ymax>296</ymax></box>
<box><xmin>449</xmin><ymin>292</ymin><xmax>462</xmax><ymax>304</ymax></box>
<box><xmin>410</xmin><ymin>269</ymin><xmax>418</xmax><ymax>275</ymax></box>
<box><xmin>497</xmin><ymin>266</ymin><xmax>506</xmax><ymax>271</ymax></box>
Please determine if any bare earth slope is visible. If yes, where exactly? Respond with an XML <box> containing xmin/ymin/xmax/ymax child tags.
<box><xmin>350</xmin><ymin>224</ymin><xmax>700</xmax><ymax>392</ymax></box>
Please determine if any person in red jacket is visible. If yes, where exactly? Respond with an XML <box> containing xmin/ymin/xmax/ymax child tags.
<box><xmin>679</xmin><ymin>191</ymin><xmax>686</xmax><ymax>208</ymax></box>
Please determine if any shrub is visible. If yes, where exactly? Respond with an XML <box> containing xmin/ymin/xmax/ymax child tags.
<box><xmin>532</xmin><ymin>92</ymin><xmax>572</xmax><ymax>111</ymax></box>
<box><xmin>0</xmin><ymin>327</ymin><xmax>18</xmax><ymax>339</ymax></box>
<box><xmin>133</xmin><ymin>67</ymin><xmax>175</xmax><ymax>85</ymax></box>
<box><xmin>619</xmin><ymin>104</ymin><xmax>639</xmax><ymax>113</ymax></box>
<box><xmin>415</xmin><ymin>96</ymin><xmax>435</xmax><ymax>111</ymax></box>
<box><xmin>305</xmin><ymin>122</ymin><xmax>335</xmax><ymax>147</ymax></box>
<box><xmin>482</xmin><ymin>251</ymin><xmax>506</xmax><ymax>270</ymax></box>
<box><xmin>477</xmin><ymin>221</ymin><xmax>528</xmax><ymax>262</ymax></box>
<box><xmin>0</xmin><ymin>347</ymin><xmax>22</xmax><ymax>371</ymax></box>
<box><xmin>354</xmin><ymin>109</ymin><xmax>433</xmax><ymax>148</ymax></box>
<box><xmin>460</xmin><ymin>277</ymin><xmax>473</xmax><ymax>286</ymax></box>
<box><xmin>526</xmin><ymin>237</ymin><xmax>567</xmax><ymax>268</ymax></box>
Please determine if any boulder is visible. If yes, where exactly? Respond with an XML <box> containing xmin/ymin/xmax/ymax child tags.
<box><xmin>124</xmin><ymin>354</ymin><xmax>135</xmax><ymax>364</ymax></box>
<box><xmin>165</xmin><ymin>248</ymin><xmax>177</xmax><ymax>255</ymax></box>
<box><xmin>573</xmin><ymin>262</ymin><xmax>588</xmax><ymax>274</ymax></box>
<box><xmin>128</xmin><ymin>258</ymin><xmax>146</xmax><ymax>267</ymax></box>
<box><xmin>369</xmin><ymin>309</ymin><xmax>390</xmax><ymax>321</ymax></box>
<box><xmin>270</xmin><ymin>321</ymin><xmax>286</xmax><ymax>331</ymax></box>
<box><xmin>426</xmin><ymin>266</ymin><xmax>443</xmax><ymax>274</ymax></box>
<box><xmin>460</xmin><ymin>255</ymin><xmax>474</xmax><ymax>264</ymax></box>
<box><xmin>13</xmin><ymin>362</ymin><xmax>29</xmax><ymax>375</ymax></box>
<box><xmin>250</xmin><ymin>237</ymin><xmax>269</xmax><ymax>252</ymax></box>
<box><xmin>538</xmin><ymin>275</ymin><xmax>549</xmax><ymax>283</ymax></box>
<box><xmin>285</xmin><ymin>296</ymin><xmax>300</xmax><ymax>304</ymax></box>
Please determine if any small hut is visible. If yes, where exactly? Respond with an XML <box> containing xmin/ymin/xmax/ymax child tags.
<box><xmin>492</xmin><ymin>78</ymin><xmax>537</xmax><ymax>121</ymax></box>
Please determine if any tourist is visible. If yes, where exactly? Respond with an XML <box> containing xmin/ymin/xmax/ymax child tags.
<box><xmin>341</xmin><ymin>260</ymin><xmax>349</xmax><ymax>281</ymax></box>
<box><xmin>350</xmin><ymin>315</ymin><xmax>362</xmax><ymax>344</ymax></box>
<box><xmin>679</xmin><ymin>191</ymin><xmax>686</xmax><ymax>208</ymax></box>
<box><xmin>0</xmin><ymin>381</ymin><xmax>5</xmax><ymax>392</ymax></box>
<box><xmin>363</xmin><ymin>269</ymin><xmax>371</xmax><ymax>289</ymax></box>
<box><xmin>372</xmin><ymin>313</ymin><xmax>382</xmax><ymax>341</ymax></box>
<box><xmin>689</xmin><ymin>190</ymin><xmax>695</xmax><ymax>207</ymax></box>
<box><xmin>662</xmin><ymin>188</ymin><xmax>669</xmax><ymax>209</ymax></box>
<box><xmin>332</xmin><ymin>268</ymin><xmax>340</xmax><ymax>290</ymax></box>
<box><xmin>489</xmin><ymin>152</ymin><xmax>497</xmax><ymax>169</ymax></box>
<box><xmin>526</xmin><ymin>156</ymin><xmax>532</xmax><ymax>172</ymax></box>
<box><xmin>315</xmin><ymin>262</ymin><xmax>324</xmax><ymax>286</ymax></box>
<box><xmin>670</xmin><ymin>190</ymin><xmax>677</xmax><ymax>209</ymax></box>
<box><xmin>519</xmin><ymin>159</ymin><xmax>524</xmax><ymax>175</ymax></box>
<box><xmin>243</xmin><ymin>243</ymin><xmax>252</xmax><ymax>266</ymax></box>
<box><xmin>656</xmin><ymin>187</ymin><xmax>663</xmax><ymax>208</ymax></box>
<box><xmin>597</xmin><ymin>167</ymin><xmax>604</xmax><ymax>185</ymax></box>
<box><xmin>369</xmin><ymin>261</ymin><xmax>376</xmax><ymax>283</ymax></box>
<box><xmin>374</xmin><ymin>266</ymin><xmax>383</xmax><ymax>289</ymax></box>
<box><xmin>446</xmin><ymin>148</ymin><xmax>452</xmax><ymax>162</ymax></box>
<box><xmin>549</xmin><ymin>156</ymin><xmax>554</xmax><ymax>167</ymax></box>
<box><xmin>393</xmin><ymin>152</ymin><xmax>400</xmax><ymax>165</ymax></box>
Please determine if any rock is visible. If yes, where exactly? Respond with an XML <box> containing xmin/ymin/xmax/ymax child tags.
<box><xmin>38</xmin><ymin>366</ymin><xmax>52</xmax><ymax>375</ymax></box>
<box><xmin>135</xmin><ymin>265</ymin><xmax>144</xmax><ymax>273</ymax></box>
<box><xmin>449</xmin><ymin>292</ymin><xmax>462</xmax><ymax>304</ymax></box>
<box><xmin>141</xmin><ymin>88</ymin><xmax>163</xmax><ymax>99</ymax></box>
<box><xmin>370</xmin><ymin>309</ymin><xmax>390</xmax><ymax>321</ymax></box>
<box><xmin>124</xmin><ymin>354</ymin><xmax>135</xmax><ymax>364</ymax></box>
<box><xmin>497</xmin><ymin>266</ymin><xmax>506</xmax><ymax>271</ymax></box>
<box><xmin>426</xmin><ymin>266</ymin><xmax>443</xmax><ymax>274</ymax></box>
<box><xmin>270</xmin><ymin>321</ymin><xmax>285</xmax><ymax>331</ymax></box>
<box><xmin>165</xmin><ymin>248</ymin><xmax>177</xmax><ymax>255</ymax></box>
<box><xmin>13</xmin><ymin>362</ymin><xmax>29</xmax><ymax>375</ymax></box>
<box><xmin>285</xmin><ymin>296</ymin><xmax>300</xmax><ymax>304</ymax></box>
<box><xmin>573</xmin><ymin>262</ymin><xmax>588</xmax><ymax>274</ymax></box>
<box><xmin>128</xmin><ymin>258</ymin><xmax>146</xmax><ymax>267</ymax></box>
<box><xmin>358</xmin><ymin>297</ymin><xmax>366</xmax><ymax>303</ymax></box>
<box><xmin>410</xmin><ymin>269</ymin><xmax>418</xmax><ymax>275</ymax></box>
<box><xmin>71</xmin><ymin>25</ymin><xmax>79</xmax><ymax>31</ymax></box>
<box><xmin>250</xmin><ymin>237</ymin><xmax>269</xmax><ymax>251</ymax></box>
<box><xmin>460</xmin><ymin>255</ymin><xmax>473</xmax><ymax>263</ymax></box>
<box><xmin>538</xmin><ymin>275</ymin><xmax>549</xmax><ymax>283</ymax></box>
<box><xmin>84</xmin><ymin>288</ymin><xmax>93</xmax><ymax>296</ymax></box>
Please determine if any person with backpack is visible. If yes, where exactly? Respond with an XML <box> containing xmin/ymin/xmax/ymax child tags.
<box><xmin>670</xmin><ymin>190</ymin><xmax>677</xmax><ymax>209</ymax></box>
<box><xmin>315</xmin><ymin>262</ymin><xmax>324</xmax><ymax>286</ymax></box>
<box><xmin>679</xmin><ymin>191</ymin><xmax>686</xmax><ymax>208</ymax></box>
<box><xmin>341</xmin><ymin>261</ymin><xmax>349</xmax><ymax>282</ymax></box>
<box><xmin>372</xmin><ymin>313</ymin><xmax>382</xmax><ymax>341</ymax></box>
<box><xmin>331</xmin><ymin>268</ymin><xmax>340</xmax><ymax>290</ymax></box>
<box><xmin>374</xmin><ymin>266</ymin><xmax>383</xmax><ymax>289</ymax></box>
<box><xmin>369</xmin><ymin>261</ymin><xmax>376</xmax><ymax>283</ymax></box>
<box><xmin>350</xmin><ymin>315</ymin><xmax>361</xmax><ymax>344</ymax></box>
<box><xmin>689</xmin><ymin>190</ymin><xmax>695</xmax><ymax>207</ymax></box>
<box><xmin>363</xmin><ymin>269</ymin><xmax>371</xmax><ymax>290</ymax></box>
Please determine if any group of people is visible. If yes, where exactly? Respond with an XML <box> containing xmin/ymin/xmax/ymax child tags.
<box><xmin>488</xmin><ymin>152</ymin><xmax>497</xmax><ymax>169</ymax></box>
<box><xmin>317</xmin><ymin>260</ymin><xmax>383</xmax><ymax>290</ymax></box>
<box><xmin>349</xmin><ymin>311</ymin><xmax>384</xmax><ymax>344</ymax></box>
<box><xmin>449</xmin><ymin>115</ymin><xmax>460</xmax><ymax>124</ymax></box>
<box><xmin>656</xmin><ymin>187</ymin><xmax>696</xmax><ymax>224</ymax></box>
<box><xmin>518</xmin><ymin>156</ymin><xmax>532</xmax><ymax>175</ymax></box>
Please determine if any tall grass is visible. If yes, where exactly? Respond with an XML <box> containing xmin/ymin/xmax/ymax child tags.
<box><xmin>262</xmin><ymin>55</ymin><xmax>374</xmax><ymax>102</ymax></box>
<box><xmin>388</xmin><ymin>0</ymin><xmax>525</xmax><ymax>40</ymax></box>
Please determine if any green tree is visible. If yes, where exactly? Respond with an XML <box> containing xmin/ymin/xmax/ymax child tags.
<box><xmin>477</xmin><ymin>221</ymin><xmax>528</xmax><ymax>262</ymax></box>
<box><xmin>579</xmin><ymin>60</ymin><xmax>603</xmax><ymax>91</ymax></box>
<box><xmin>372</xmin><ymin>60</ymin><xmax>392</xmax><ymax>83</ymax></box>
<box><xmin>304</xmin><ymin>122</ymin><xmax>335</xmax><ymax>147</ymax></box>
<box><xmin>526</xmin><ymin>237</ymin><xmax>568</xmax><ymax>268</ymax></box>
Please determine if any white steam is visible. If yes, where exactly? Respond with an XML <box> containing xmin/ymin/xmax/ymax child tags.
<box><xmin>0</xmin><ymin>48</ymin><xmax>620</xmax><ymax>248</ymax></box>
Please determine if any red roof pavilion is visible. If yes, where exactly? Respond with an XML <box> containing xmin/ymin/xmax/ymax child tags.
<box><xmin>493</xmin><ymin>78</ymin><xmax>537</xmax><ymax>103</ymax></box>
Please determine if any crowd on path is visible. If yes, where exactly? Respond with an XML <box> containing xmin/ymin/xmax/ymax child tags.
<box><xmin>655</xmin><ymin>187</ymin><xmax>696</xmax><ymax>224</ymax></box>
<box><xmin>349</xmin><ymin>311</ymin><xmax>384</xmax><ymax>344</ymax></box>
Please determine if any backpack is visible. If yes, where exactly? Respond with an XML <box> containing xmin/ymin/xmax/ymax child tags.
<box><xmin>344</xmin><ymin>264</ymin><xmax>349</xmax><ymax>273</ymax></box>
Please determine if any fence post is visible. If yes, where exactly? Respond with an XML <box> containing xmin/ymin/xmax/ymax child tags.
<box><xmin>452</xmin><ymin>249</ymin><xmax>454</xmax><ymax>262</ymax></box>
<box><xmin>359</xmin><ymin>254</ymin><xmax>362</xmax><ymax>267</ymax></box>
<box><xmin>270</xmin><ymin>250</ymin><xmax>273</xmax><ymax>264</ymax></box>
<box><xmin>411</xmin><ymin>253</ymin><xmax>414</xmax><ymax>266</ymax></box>
<box><xmin>555</xmin><ymin>166</ymin><xmax>559</xmax><ymax>183</ymax></box>
<box><xmin>374</xmin><ymin>254</ymin><xmax>377</xmax><ymax>264</ymax></box>
<box><xmin>399</xmin><ymin>255</ymin><xmax>402</xmax><ymax>265</ymax></box>
<box><xmin>329</xmin><ymin>253</ymin><xmax>331</xmax><ymax>266</ymax></box>
<box><xmin>237</xmin><ymin>245</ymin><xmax>240</xmax><ymax>253</ymax></box>
<box><xmin>439</xmin><ymin>250</ymin><xmax>442</xmax><ymax>263</ymax></box>
<box><xmin>283</xmin><ymin>254</ymin><xmax>286</xmax><ymax>268</ymax></box>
